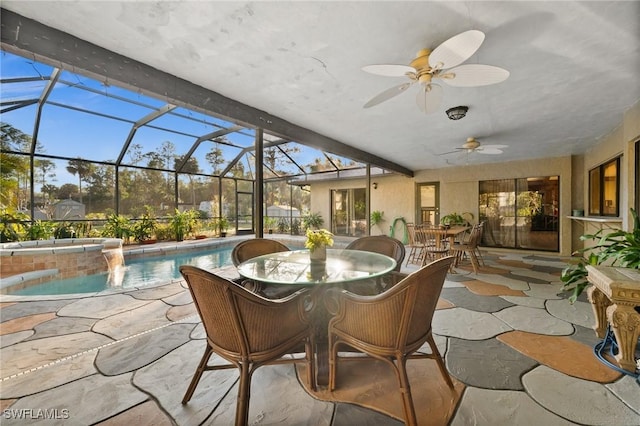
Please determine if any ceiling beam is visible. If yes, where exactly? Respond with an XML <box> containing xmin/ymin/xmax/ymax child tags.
<box><xmin>0</xmin><ymin>8</ymin><xmax>414</xmax><ymax>177</ymax></box>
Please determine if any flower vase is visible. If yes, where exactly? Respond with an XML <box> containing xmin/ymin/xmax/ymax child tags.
<box><xmin>310</xmin><ymin>245</ymin><xmax>327</xmax><ymax>262</ymax></box>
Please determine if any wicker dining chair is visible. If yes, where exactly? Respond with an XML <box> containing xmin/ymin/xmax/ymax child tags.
<box><xmin>231</xmin><ymin>238</ymin><xmax>301</xmax><ymax>298</ymax></box>
<box><xmin>325</xmin><ymin>256</ymin><xmax>456</xmax><ymax>426</ymax></box>
<box><xmin>345</xmin><ymin>235</ymin><xmax>407</xmax><ymax>293</ymax></box>
<box><xmin>179</xmin><ymin>265</ymin><xmax>315</xmax><ymax>426</ymax></box>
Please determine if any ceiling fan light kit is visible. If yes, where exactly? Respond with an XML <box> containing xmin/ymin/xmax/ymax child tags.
<box><xmin>362</xmin><ymin>30</ymin><xmax>509</xmax><ymax>114</ymax></box>
<box><xmin>446</xmin><ymin>105</ymin><xmax>468</xmax><ymax>120</ymax></box>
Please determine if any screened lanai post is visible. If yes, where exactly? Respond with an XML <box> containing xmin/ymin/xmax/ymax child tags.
<box><xmin>29</xmin><ymin>68</ymin><xmax>60</xmax><ymax>220</ymax></box>
<box><xmin>366</xmin><ymin>164</ymin><xmax>371</xmax><ymax>235</ymax></box>
<box><xmin>255</xmin><ymin>128</ymin><xmax>264</xmax><ymax>237</ymax></box>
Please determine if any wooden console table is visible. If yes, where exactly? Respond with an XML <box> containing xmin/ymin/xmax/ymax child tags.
<box><xmin>586</xmin><ymin>265</ymin><xmax>640</xmax><ymax>372</ymax></box>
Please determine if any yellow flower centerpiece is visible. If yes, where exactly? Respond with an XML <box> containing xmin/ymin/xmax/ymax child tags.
<box><xmin>305</xmin><ymin>228</ymin><xmax>333</xmax><ymax>261</ymax></box>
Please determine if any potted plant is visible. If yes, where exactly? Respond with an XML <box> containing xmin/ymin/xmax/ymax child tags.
<box><xmin>218</xmin><ymin>216</ymin><xmax>230</xmax><ymax>237</ymax></box>
<box><xmin>169</xmin><ymin>209</ymin><xmax>197</xmax><ymax>242</ymax></box>
<box><xmin>561</xmin><ymin>208</ymin><xmax>640</xmax><ymax>302</ymax></box>
<box><xmin>370</xmin><ymin>210</ymin><xmax>384</xmax><ymax>234</ymax></box>
<box><xmin>440</xmin><ymin>212</ymin><xmax>465</xmax><ymax>228</ymax></box>
<box><xmin>305</xmin><ymin>228</ymin><xmax>334</xmax><ymax>262</ymax></box>
<box><xmin>302</xmin><ymin>212</ymin><xmax>324</xmax><ymax>230</ymax></box>
<box><xmin>264</xmin><ymin>216</ymin><xmax>278</xmax><ymax>234</ymax></box>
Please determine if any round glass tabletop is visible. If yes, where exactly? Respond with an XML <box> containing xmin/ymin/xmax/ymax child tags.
<box><xmin>237</xmin><ymin>249</ymin><xmax>397</xmax><ymax>285</ymax></box>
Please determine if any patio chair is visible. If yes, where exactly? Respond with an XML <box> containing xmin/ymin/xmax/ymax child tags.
<box><xmin>325</xmin><ymin>256</ymin><xmax>456</xmax><ymax>426</ymax></box>
<box><xmin>179</xmin><ymin>265</ymin><xmax>315</xmax><ymax>426</ymax></box>
<box><xmin>231</xmin><ymin>238</ymin><xmax>301</xmax><ymax>298</ymax></box>
<box><xmin>450</xmin><ymin>223</ymin><xmax>482</xmax><ymax>273</ymax></box>
<box><xmin>419</xmin><ymin>226</ymin><xmax>450</xmax><ymax>264</ymax></box>
<box><xmin>345</xmin><ymin>235</ymin><xmax>406</xmax><ymax>293</ymax></box>
<box><xmin>405</xmin><ymin>223</ymin><xmax>425</xmax><ymax>266</ymax></box>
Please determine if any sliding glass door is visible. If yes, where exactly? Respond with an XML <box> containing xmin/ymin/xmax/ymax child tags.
<box><xmin>331</xmin><ymin>188</ymin><xmax>366</xmax><ymax>236</ymax></box>
<box><xmin>479</xmin><ymin>177</ymin><xmax>559</xmax><ymax>251</ymax></box>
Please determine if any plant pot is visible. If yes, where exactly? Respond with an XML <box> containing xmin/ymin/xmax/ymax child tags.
<box><xmin>220</xmin><ymin>232</ymin><xmax>227</xmax><ymax>238</ymax></box>
<box><xmin>310</xmin><ymin>245</ymin><xmax>327</xmax><ymax>262</ymax></box>
<box><xmin>195</xmin><ymin>235</ymin><xmax>207</xmax><ymax>240</ymax></box>
<box><xmin>140</xmin><ymin>239</ymin><xmax>157</xmax><ymax>245</ymax></box>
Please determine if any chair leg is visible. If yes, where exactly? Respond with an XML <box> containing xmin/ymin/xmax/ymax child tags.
<box><xmin>182</xmin><ymin>344</ymin><xmax>214</xmax><ymax>404</ymax></box>
<box><xmin>395</xmin><ymin>357</ymin><xmax>418</xmax><ymax>426</ymax></box>
<box><xmin>469</xmin><ymin>250</ymin><xmax>480</xmax><ymax>274</ymax></box>
<box><xmin>475</xmin><ymin>247</ymin><xmax>485</xmax><ymax>266</ymax></box>
<box><xmin>426</xmin><ymin>334</ymin><xmax>454</xmax><ymax>389</ymax></box>
<box><xmin>328</xmin><ymin>335</ymin><xmax>339</xmax><ymax>391</ymax></box>
<box><xmin>235</xmin><ymin>361</ymin><xmax>252</xmax><ymax>426</ymax></box>
<box><xmin>306</xmin><ymin>338</ymin><xmax>316</xmax><ymax>391</ymax></box>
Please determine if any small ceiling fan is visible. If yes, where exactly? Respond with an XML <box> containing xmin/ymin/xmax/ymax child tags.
<box><xmin>439</xmin><ymin>137</ymin><xmax>508</xmax><ymax>156</ymax></box>
<box><xmin>362</xmin><ymin>30</ymin><xmax>509</xmax><ymax>113</ymax></box>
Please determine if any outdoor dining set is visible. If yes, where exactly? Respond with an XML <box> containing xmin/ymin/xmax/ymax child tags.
<box><xmin>178</xmin><ymin>229</ymin><xmax>483</xmax><ymax>426</ymax></box>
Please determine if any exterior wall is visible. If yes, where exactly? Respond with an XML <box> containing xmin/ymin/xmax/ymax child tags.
<box><xmin>309</xmin><ymin>157</ymin><xmax>572</xmax><ymax>255</ymax></box>
<box><xmin>414</xmin><ymin>156</ymin><xmax>572</xmax><ymax>255</ymax></box>
<box><xmin>582</xmin><ymin>100</ymin><xmax>639</xmax><ymax>230</ymax></box>
<box><xmin>308</xmin><ymin>175</ymin><xmax>413</xmax><ymax>234</ymax></box>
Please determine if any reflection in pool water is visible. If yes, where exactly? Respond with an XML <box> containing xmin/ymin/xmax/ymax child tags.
<box><xmin>9</xmin><ymin>247</ymin><xmax>233</xmax><ymax>296</ymax></box>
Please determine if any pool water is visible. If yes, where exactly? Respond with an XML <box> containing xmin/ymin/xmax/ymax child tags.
<box><xmin>9</xmin><ymin>247</ymin><xmax>233</xmax><ymax>296</ymax></box>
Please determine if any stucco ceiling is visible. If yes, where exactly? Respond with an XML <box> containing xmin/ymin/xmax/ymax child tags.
<box><xmin>2</xmin><ymin>1</ymin><xmax>639</xmax><ymax>172</ymax></box>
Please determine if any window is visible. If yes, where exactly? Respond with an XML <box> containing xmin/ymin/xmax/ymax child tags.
<box><xmin>589</xmin><ymin>157</ymin><xmax>620</xmax><ymax>217</ymax></box>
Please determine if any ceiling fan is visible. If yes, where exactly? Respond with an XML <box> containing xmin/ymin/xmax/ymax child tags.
<box><xmin>439</xmin><ymin>137</ymin><xmax>508</xmax><ymax>156</ymax></box>
<box><xmin>362</xmin><ymin>30</ymin><xmax>509</xmax><ymax>113</ymax></box>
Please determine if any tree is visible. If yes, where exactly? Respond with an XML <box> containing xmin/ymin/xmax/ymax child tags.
<box><xmin>57</xmin><ymin>183</ymin><xmax>79</xmax><ymax>200</ymax></box>
<box><xmin>66</xmin><ymin>158</ymin><xmax>94</xmax><ymax>203</ymax></box>
<box><xmin>206</xmin><ymin>142</ymin><xmax>225</xmax><ymax>175</ymax></box>
<box><xmin>41</xmin><ymin>184</ymin><xmax>59</xmax><ymax>204</ymax></box>
<box><xmin>1</xmin><ymin>123</ymin><xmax>31</xmax><ymax>210</ymax></box>
<box><xmin>35</xmin><ymin>158</ymin><xmax>56</xmax><ymax>205</ymax></box>
<box><xmin>175</xmin><ymin>155</ymin><xmax>200</xmax><ymax>207</ymax></box>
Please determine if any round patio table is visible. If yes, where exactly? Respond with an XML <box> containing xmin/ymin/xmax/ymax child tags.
<box><xmin>237</xmin><ymin>248</ymin><xmax>397</xmax><ymax>387</ymax></box>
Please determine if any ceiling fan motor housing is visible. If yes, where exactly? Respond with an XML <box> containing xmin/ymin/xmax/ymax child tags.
<box><xmin>410</xmin><ymin>49</ymin><xmax>433</xmax><ymax>84</ymax></box>
<box><xmin>462</xmin><ymin>138</ymin><xmax>480</xmax><ymax>150</ymax></box>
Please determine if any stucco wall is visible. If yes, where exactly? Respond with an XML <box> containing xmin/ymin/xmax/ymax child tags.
<box><xmin>308</xmin><ymin>175</ymin><xmax>414</xmax><ymax>234</ymax></box>
<box><xmin>309</xmin><ymin>156</ymin><xmax>573</xmax><ymax>254</ymax></box>
<box><xmin>414</xmin><ymin>157</ymin><xmax>572</xmax><ymax>255</ymax></box>
<box><xmin>582</xmin><ymin>99</ymin><xmax>639</xmax><ymax>229</ymax></box>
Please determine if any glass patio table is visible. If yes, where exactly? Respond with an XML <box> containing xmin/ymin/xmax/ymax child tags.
<box><xmin>237</xmin><ymin>248</ymin><xmax>397</xmax><ymax>387</ymax></box>
<box><xmin>236</xmin><ymin>248</ymin><xmax>397</xmax><ymax>286</ymax></box>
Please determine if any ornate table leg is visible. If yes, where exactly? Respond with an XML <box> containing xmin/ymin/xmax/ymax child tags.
<box><xmin>587</xmin><ymin>286</ymin><xmax>611</xmax><ymax>339</ymax></box>
<box><xmin>606</xmin><ymin>303</ymin><xmax>640</xmax><ymax>372</ymax></box>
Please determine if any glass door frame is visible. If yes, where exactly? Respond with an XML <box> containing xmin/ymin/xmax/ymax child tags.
<box><xmin>415</xmin><ymin>182</ymin><xmax>440</xmax><ymax>225</ymax></box>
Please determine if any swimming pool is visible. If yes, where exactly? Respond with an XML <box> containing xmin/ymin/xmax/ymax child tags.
<box><xmin>6</xmin><ymin>247</ymin><xmax>233</xmax><ymax>296</ymax></box>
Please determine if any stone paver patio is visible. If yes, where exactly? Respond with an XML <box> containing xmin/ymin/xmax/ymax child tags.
<box><xmin>1</xmin><ymin>245</ymin><xmax>639</xmax><ymax>425</ymax></box>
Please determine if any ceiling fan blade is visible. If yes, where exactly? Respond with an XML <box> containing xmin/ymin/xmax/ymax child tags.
<box><xmin>362</xmin><ymin>64</ymin><xmax>416</xmax><ymax>77</ymax></box>
<box><xmin>429</xmin><ymin>30</ymin><xmax>485</xmax><ymax>70</ymax></box>
<box><xmin>476</xmin><ymin>148</ymin><xmax>505</xmax><ymax>155</ymax></box>
<box><xmin>363</xmin><ymin>82</ymin><xmax>413</xmax><ymax>108</ymax></box>
<box><xmin>440</xmin><ymin>64</ymin><xmax>510</xmax><ymax>87</ymax></box>
<box><xmin>415</xmin><ymin>83</ymin><xmax>443</xmax><ymax>114</ymax></box>
<box><xmin>481</xmin><ymin>144</ymin><xmax>508</xmax><ymax>150</ymax></box>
